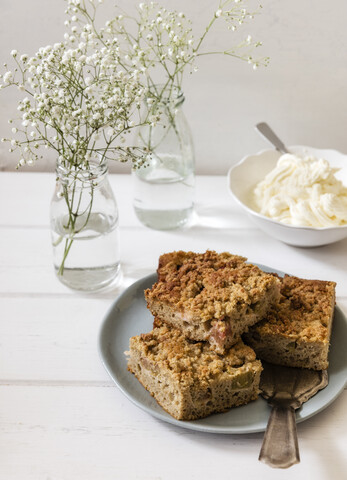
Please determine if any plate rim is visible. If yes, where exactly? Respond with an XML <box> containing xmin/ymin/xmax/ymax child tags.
<box><xmin>98</xmin><ymin>266</ymin><xmax>347</xmax><ymax>434</ymax></box>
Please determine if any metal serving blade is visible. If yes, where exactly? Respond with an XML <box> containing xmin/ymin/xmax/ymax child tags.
<box><xmin>255</xmin><ymin>122</ymin><xmax>290</xmax><ymax>154</ymax></box>
<box><xmin>259</xmin><ymin>362</ymin><xmax>328</xmax><ymax>469</ymax></box>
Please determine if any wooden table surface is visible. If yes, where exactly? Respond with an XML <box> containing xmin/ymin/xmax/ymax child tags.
<box><xmin>1</xmin><ymin>172</ymin><xmax>346</xmax><ymax>480</ymax></box>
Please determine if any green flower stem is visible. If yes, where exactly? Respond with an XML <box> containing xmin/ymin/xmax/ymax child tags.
<box><xmin>57</xmin><ymin>176</ymin><xmax>95</xmax><ymax>276</ymax></box>
<box><xmin>58</xmin><ymin>237</ymin><xmax>74</xmax><ymax>276</ymax></box>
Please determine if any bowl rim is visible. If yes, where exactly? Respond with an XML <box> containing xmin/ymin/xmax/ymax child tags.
<box><xmin>227</xmin><ymin>145</ymin><xmax>347</xmax><ymax>232</ymax></box>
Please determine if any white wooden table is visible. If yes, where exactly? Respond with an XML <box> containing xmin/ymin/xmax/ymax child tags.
<box><xmin>1</xmin><ymin>172</ymin><xmax>346</xmax><ymax>480</ymax></box>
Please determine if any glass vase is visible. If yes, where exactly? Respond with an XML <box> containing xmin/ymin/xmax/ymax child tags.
<box><xmin>50</xmin><ymin>156</ymin><xmax>121</xmax><ymax>292</ymax></box>
<box><xmin>132</xmin><ymin>88</ymin><xmax>195</xmax><ymax>230</ymax></box>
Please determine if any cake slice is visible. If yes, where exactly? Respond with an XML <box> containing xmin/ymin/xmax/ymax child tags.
<box><xmin>243</xmin><ymin>274</ymin><xmax>336</xmax><ymax>370</ymax></box>
<box><xmin>145</xmin><ymin>250</ymin><xmax>281</xmax><ymax>353</ymax></box>
<box><xmin>126</xmin><ymin>325</ymin><xmax>262</xmax><ymax>421</ymax></box>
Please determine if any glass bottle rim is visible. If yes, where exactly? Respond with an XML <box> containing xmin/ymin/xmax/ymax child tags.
<box><xmin>146</xmin><ymin>84</ymin><xmax>184</xmax><ymax>107</ymax></box>
<box><xmin>56</xmin><ymin>154</ymin><xmax>108</xmax><ymax>182</ymax></box>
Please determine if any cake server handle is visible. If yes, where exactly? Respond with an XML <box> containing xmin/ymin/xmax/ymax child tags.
<box><xmin>259</xmin><ymin>405</ymin><xmax>300</xmax><ymax>469</ymax></box>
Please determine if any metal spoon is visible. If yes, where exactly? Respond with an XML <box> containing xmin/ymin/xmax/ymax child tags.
<box><xmin>255</xmin><ymin>122</ymin><xmax>289</xmax><ymax>154</ymax></box>
<box><xmin>259</xmin><ymin>362</ymin><xmax>328</xmax><ymax>469</ymax></box>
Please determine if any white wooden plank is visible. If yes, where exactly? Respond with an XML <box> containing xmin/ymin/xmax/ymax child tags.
<box><xmin>0</xmin><ymin>171</ymin><xmax>143</xmax><ymax>227</ymax></box>
<box><xmin>1</xmin><ymin>296</ymin><xmax>346</xmax><ymax>382</ymax></box>
<box><xmin>0</xmin><ymin>297</ymin><xmax>111</xmax><ymax>382</ymax></box>
<box><xmin>0</xmin><ymin>172</ymin><xmax>52</xmax><ymax>227</ymax></box>
<box><xmin>0</xmin><ymin>384</ymin><xmax>346</xmax><ymax>480</ymax></box>
<box><xmin>0</xmin><ymin>225</ymin><xmax>346</xmax><ymax>296</ymax></box>
<box><xmin>0</xmin><ymin>172</ymin><xmax>249</xmax><ymax>228</ymax></box>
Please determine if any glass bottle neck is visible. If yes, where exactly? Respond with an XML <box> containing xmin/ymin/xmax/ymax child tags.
<box><xmin>56</xmin><ymin>156</ymin><xmax>108</xmax><ymax>186</ymax></box>
<box><xmin>146</xmin><ymin>84</ymin><xmax>185</xmax><ymax>109</ymax></box>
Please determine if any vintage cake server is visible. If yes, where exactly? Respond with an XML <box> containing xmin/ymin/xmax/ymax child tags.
<box><xmin>259</xmin><ymin>362</ymin><xmax>328</xmax><ymax>469</ymax></box>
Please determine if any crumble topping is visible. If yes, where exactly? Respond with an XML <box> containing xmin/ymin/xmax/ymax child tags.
<box><xmin>254</xmin><ymin>275</ymin><xmax>336</xmax><ymax>343</ymax></box>
<box><xmin>145</xmin><ymin>250</ymin><xmax>280</xmax><ymax>321</ymax></box>
<box><xmin>130</xmin><ymin>325</ymin><xmax>258</xmax><ymax>388</ymax></box>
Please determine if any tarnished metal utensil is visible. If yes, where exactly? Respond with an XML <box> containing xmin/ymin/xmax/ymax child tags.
<box><xmin>259</xmin><ymin>362</ymin><xmax>328</xmax><ymax>469</ymax></box>
<box><xmin>255</xmin><ymin>122</ymin><xmax>290</xmax><ymax>154</ymax></box>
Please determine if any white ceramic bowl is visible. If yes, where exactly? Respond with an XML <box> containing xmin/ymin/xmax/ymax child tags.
<box><xmin>227</xmin><ymin>146</ymin><xmax>347</xmax><ymax>247</ymax></box>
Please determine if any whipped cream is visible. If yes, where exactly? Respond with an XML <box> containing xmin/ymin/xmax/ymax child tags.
<box><xmin>253</xmin><ymin>153</ymin><xmax>347</xmax><ymax>227</ymax></box>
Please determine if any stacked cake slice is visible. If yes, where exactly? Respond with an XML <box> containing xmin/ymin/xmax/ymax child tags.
<box><xmin>128</xmin><ymin>325</ymin><xmax>262</xmax><ymax>421</ymax></box>
<box><xmin>127</xmin><ymin>250</ymin><xmax>280</xmax><ymax>420</ymax></box>
<box><xmin>145</xmin><ymin>250</ymin><xmax>280</xmax><ymax>353</ymax></box>
<box><xmin>243</xmin><ymin>274</ymin><xmax>336</xmax><ymax>371</ymax></box>
<box><xmin>126</xmin><ymin>250</ymin><xmax>336</xmax><ymax>421</ymax></box>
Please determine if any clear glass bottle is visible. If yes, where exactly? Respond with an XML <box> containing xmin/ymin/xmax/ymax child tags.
<box><xmin>50</xmin><ymin>156</ymin><xmax>121</xmax><ymax>292</ymax></box>
<box><xmin>132</xmin><ymin>88</ymin><xmax>195</xmax><ymax>230</ymax></box>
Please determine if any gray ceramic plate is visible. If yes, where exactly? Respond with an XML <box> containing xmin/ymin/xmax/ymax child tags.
<box><xmin>99</xmin><ymin>265</ymin><xmax>347</xmax><ymax>434</ymax></box>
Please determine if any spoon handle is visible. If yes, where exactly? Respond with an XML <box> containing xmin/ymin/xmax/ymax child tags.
<box><xmin>259</xmin><ymin>405</ymin><xmax>300</xmax><ymax>469</ymax></box>
<box><xmin>255</xmin><ymin>122</ymin><xmax>289</xmax><ymax>154</ymax></box>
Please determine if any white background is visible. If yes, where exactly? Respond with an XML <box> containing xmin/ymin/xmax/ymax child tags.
<box><xmin>1</xmin><ymin>0</ymin><xmax>347</xmax><ymax>174</ymax></box>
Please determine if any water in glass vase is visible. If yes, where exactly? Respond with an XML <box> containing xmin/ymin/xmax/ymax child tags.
<box><xmin>51</xmin><ymin>212</ymin><xmax>120</xmax><ymax>291</ymax></box>
<box><xmin>133</xmin><ymin>154</ymin><xmax>195</xmax><ymax>230</ymax></box>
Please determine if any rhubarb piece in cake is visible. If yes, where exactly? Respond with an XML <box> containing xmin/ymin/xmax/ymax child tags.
<box><xmin>145</xmin><ymin>250</ymin><xmax>281</xmax><ymax>353</ymax></box>
<box><xmin>243</xmin><ymin>275</ymin><xmax>336</xmax><ymax>370</ymax></box>
<box><xmin>126</xmin><ymin>325</ymin><xmax>262</xmax><ymax>421</ymax></box>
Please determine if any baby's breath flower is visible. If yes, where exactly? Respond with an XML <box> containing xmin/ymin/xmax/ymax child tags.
<box><xmin>3</xmin><ymin>71</ymin><xmax>13</xmax><ymax>83</ymax></box>
<box><xmin>1</xmin><ymin>4</ymin><xmax>151</xmax><ymax>177</ymax></box>
<box><xmin>1</xmin><ymin>0</ymin><xmax>266</xmax><ymax>180</ymax></box>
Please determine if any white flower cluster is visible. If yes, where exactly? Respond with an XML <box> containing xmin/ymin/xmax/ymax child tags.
<box><xmin>214</xmin><ymin>1</ymin><xmax>267</xmax><ymax>71</ymax></box>
<box><xmin>113</xmin><ymin>2</ymin><xmax>195</xmax><ymax>79</ymax></box>
<box><xmin>0</xmin><ymin>0</ymin><xmax>267</xmax><ymax>168</ymax></box>
<box><xmin>0</xmin><ymin>2</ymin><xmax>149</xmax><ymax>169</ymax></box>
<box><xmin>93</xmin><ymin>1</ymin><xmax>266</xmax><ymax>126</ymax></box>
